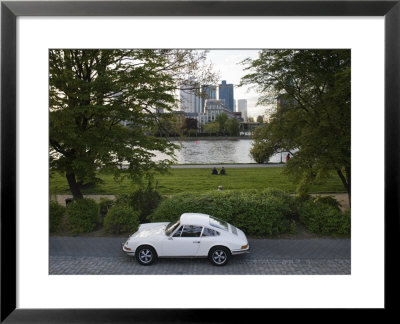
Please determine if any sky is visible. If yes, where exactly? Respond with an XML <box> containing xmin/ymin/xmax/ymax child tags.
<box><xmin>205</xmin><ymin>50</ymin><xmax>271</xmax><ymax>119</ymax></box>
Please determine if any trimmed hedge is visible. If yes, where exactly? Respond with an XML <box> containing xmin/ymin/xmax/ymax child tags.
<box><xmin>104</xmin><ymin>204</ymin><xmax>140</xmax><ymax>234</ymax></box>
<box><xmin>299</xmin><ymin>199</ymin><xmax>350</xmax><ymax>236</ymax></box>
<box><xmin>66</xmin><ymin>198</ymin><xmax>99</xmax><ymax>234</ymax></box>
<box><xmin>150</xmin><ymin>189</ymin><xmax>297</xmax><ymax>236</ymax></box>
<box><xmin>50</xmin><ymin>200</ymin><xmax>65</xmax><ymax>232</ymax></box>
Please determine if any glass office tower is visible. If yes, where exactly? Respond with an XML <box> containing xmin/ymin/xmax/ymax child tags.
<box><xmin>200</xmin><ymin>85</ymin><xmax>217</xmax><ymax>111</ymax></box>
<box><xmin>218</xmin><ymin>80</ymin><xmax>234</xmax><ymax>112</ymax></box>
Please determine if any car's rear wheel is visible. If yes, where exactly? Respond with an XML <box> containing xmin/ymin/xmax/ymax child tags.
<box><xmin>135</xmin><ymin>245</ymin><xmax>157</xmax><ymax>266</ymax></box>
<box><xmin>209</xmin><ymin>246</ymin><xmax>230</xmax><ymax>266</ymax></box>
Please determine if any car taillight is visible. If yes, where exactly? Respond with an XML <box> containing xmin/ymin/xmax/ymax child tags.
<box><xmin>241</xmin><ymin>244</ymin><xmax>248</xmax><ymax>249</ymax></box>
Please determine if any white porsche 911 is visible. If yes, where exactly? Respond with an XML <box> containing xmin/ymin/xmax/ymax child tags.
<box><xmin>122</xmin><ymin>213</ymin><xmax>250</xmax><ymax>266</ymax></box>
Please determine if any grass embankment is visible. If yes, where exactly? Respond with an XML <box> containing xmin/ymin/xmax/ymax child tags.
<box><xmin>50</xmin><ymin>167</ymin><xmax>345</xmax><ymax>196</ymax></box>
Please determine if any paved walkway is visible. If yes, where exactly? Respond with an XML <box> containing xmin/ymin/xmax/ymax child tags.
<box><xmin>171</xmin><ymin>164</ymin><xmax>284</xmax><ymax>168</ymax></box>
<box><xmin>49</xmin><ymin>237</ymin><xmax>350</xmax><ymax>275</ymax></box>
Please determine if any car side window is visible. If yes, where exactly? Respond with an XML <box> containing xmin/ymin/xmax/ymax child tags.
<box><xmin>201</xmin><ymin>227</ymin><xmax>219</xmax><ymax>237</ymax></box>
<box><xmin>173</xmin><ymin>226</ymin><xmax>183</xmax><ymax>237</ymax></box>
<box><xmin>180</xmin><ymin>225</ymin><xmax>202</xmax><ymax>237</ymax></box>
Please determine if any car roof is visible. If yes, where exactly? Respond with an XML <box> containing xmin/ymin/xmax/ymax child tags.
<box><xmin>180</xmin><ymin>213</ymin><xmax>211</xmax><ymax>227</ymax></box>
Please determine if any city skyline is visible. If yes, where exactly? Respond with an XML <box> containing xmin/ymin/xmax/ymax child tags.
<box><xmin>205</xmin><ymin>50</ymin><xmax>269</xmax><ymax>119</ymax></box>
<box><xmin>178</xmin><ymin>50</ymin><xmax>271</xmax><ymax>119</ymax></box>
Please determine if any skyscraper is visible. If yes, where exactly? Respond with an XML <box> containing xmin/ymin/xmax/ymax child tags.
<box><xmin>180</xmin><ymin>79</ymin><xmax>202</xmax><ymax>113</ymax></box>
<box><xmin>202</xmin><ymin>85</ymin><xmax>216</xmax><ymax>100</ymax></box>
<box><xmin>237</xmin><ymin>99</ymin><xmax>248</xmax><ymax>121</ymax></box>
<box><xmin>218</xmin><ymin>80</ymin><xmax>234</xmax><ymax>112</ymax></box>
<box><xmin>200</xmin><ymin>85</ymin><xmax>216</xmax><ymax>111</ymax></box>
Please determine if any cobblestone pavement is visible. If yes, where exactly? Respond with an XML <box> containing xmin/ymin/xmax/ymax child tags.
<box><xmin>49</xmin><ymin>237</ymin><xmax>351</xmax><ymax>275</ymax></box>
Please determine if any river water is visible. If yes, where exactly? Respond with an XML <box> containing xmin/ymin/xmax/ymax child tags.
<box><xmin>153</xmin><ymin>139</ymin><xmax>289</xmax><ymax>164</ymax></box>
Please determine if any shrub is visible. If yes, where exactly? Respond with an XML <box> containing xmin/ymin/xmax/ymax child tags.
<box><xmin>50</xmin><ymin>200</ymin><xmax>65</xmax><ymax>232</ymax></box>
<box><xmin>150</xmin><ymin>189</ymin><xmax>297</xmax><ymax>236</ymax></box>
<box><xmin>116</xmin><ymin>181</ymin><xmax>162</xmax><ymax>223</ymax></box>
<box><xmin>313</xmin><ymin>195</ymin><xmax>341</xmax><ymax>210</ymax></box>
<box><xmin>66</xmin><ymin>198</ymin><xmax>99</xmax><ymax>234</ymax></box>
<box><xmin>104</xmin><ymin>204</ymin><xmax>140</xmax><ymax>234</ymax></box>
<box><xmin>295</xmin><ymin>192</ymin><xmax>313</xmax><ymax>204</ymax></box>
<box><xmin>299</xmin><ymin>200</ymin><xmax>350</xmax><ymax>236</ymax></box>
<box><xmin>99</xmin><ymin>198</ymin><xmax>115</xmax><ymax>224</ymax></box>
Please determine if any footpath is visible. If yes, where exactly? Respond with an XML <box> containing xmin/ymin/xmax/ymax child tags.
<box><xmin>171</xmin><ymin>163</ymin><xmax>284</xmax><ymax>168</ymax></box>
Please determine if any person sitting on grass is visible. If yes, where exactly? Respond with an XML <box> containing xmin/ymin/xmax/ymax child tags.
<box><xmin>211</xmin><ymin>167</ymin><xmax>218</xmax><ymax>175</ymax></box>
<box><xmin>219</xmin><ymin>167</ymin><xmax>226</xmax><ymax>175</ymax></box>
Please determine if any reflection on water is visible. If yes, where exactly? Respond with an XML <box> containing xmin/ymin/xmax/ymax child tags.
<box><xmin>153</xmin><ymin>139</ymin><xmax>288</xmax><ymax>164</ymax></box>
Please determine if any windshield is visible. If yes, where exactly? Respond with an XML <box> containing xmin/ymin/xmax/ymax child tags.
<box><xmin>165</xmin><ymin>218</ymin><xmax>180</xmax><ymax>236</ymax></box>
<box><xmin>209</xmin><ymin>215</ymin><xmax>229</xmax><ymax>231</ymax></box>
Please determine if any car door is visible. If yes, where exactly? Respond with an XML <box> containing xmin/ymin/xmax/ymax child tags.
<box><xmin>162</xmin><ymin>225</ymin><xmax>202</xmax><ymax>256</ymax></box>
<box><xmin>197</xmin><ymin>227</ymin><xmax>221</xmax><ymax>256</ymax></box>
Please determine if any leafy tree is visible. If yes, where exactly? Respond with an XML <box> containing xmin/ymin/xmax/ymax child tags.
<box><xmin>215</xmin><ymin>113</ymin><xmax>229</xmax><ymax>135</ymax></box>
<box><xmin>248</xmin><ymin>117</ymin><xmax>255</xmax><ymax>123</ymax></box>
<box><xmin>203</xmin><ymin>122</ymin><xmax>219</xmax><ymax>135</ymax></box>
<box><xmin>50</xmin><ymin>49</ymin><xmax>214</xmax><ymax>199</ymax></box>
<box><xmin>256</xmin><ymin>115</ymin><xmax>264</xmax><ymax>123</ymax></box>
<box><xmin>151</xmin><ymin>113</ymin><xmax>177</xmax><ymax>137</ymax></box>
<box><xmin>241</xmin><ymin>50</ymin><xmax>351</xmax><ymax>204</ymax></box>
<box><xmin>225</xmin><ymin>118</ymin><xmax>240</xmax><ymax>136</ymax></box>
<box><xmin>182</xmin><ymin>118</ymin><xmax>198</xmax><ymax>135</ymax></box>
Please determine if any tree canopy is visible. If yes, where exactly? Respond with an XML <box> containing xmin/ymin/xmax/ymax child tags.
<box><xmin>225</xmin><ymin>118</ymin><xmax>240</xmax><ymax>136</ymax></box>
<box><xmin>241</xmin><ymin>49</ymin><xmax>351</xmax><ymax>203</ymax></box>
<box><xmin>202</xmin><ymin>113</ymin><xmax>240</xmax><ymax>136</ymax></box>
<box><xmin>50</xmin><ymin>49</ymin><xmax>215</xmax><ymax>199</ymax></box>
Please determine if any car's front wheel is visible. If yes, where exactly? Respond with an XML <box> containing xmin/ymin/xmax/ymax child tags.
<box><xmin>135</xmin><ymin>245</ymin><xmax>157</xmax><ymax>266</ymax></box>
<box><xmin>209</xmin><ymin>246</ymin><xmax>230</xmax><ymax>266</ymax></box>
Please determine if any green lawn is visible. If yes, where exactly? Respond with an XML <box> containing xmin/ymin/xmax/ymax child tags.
<box><xmin>50</xmin><ymin>167</ymin><xmax>346</xmax><ymax>196</ymax></box>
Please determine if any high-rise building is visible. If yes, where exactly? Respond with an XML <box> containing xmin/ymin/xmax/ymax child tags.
<box><xmin>180</xmin><ymin>79</ymin><xmax>202</xmax><ymax>113</ymax></box>
<box><xmin>237</xmin><ymin>99</ymin><xmax>248</xmax><ymax>121</ymax></box>
<box><xmin>202</xmin><ymin>85</ymin><xmax>216</xmax><ymax>100</ymax></box>
<box><xmin>200</xmin><ymin>85</ymin><xmax>216</xmax><ymax>111</ymax></box>
<box><xmin>218</xmin><ymin>80</ymin><xmax>234</xmax><ymax>112</ymax></box>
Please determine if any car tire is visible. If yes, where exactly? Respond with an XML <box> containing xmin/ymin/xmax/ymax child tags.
<box><xmin>135</xmin><ymin>245</ymin><xmax>157</xmax><ymax>266</ymax></box>
<box><xmin>209</xmin><ymin>246</ymin><xmax>230</xmax><ymax>266</ymax></box>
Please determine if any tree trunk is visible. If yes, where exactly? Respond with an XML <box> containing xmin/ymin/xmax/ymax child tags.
<box><xmin>336</xmin><ymin>168</ymin><xmax>351</xmax><ymax>208</ymax></box>
<box><xmin>344</xmin><ymin>166</ymin><xmax>351</xmax><ymax>208</ymax></box>
<box><xmin>66</xmin><ymin>172</ymin><xmax>83</xmax><ymax>200</ymax></box>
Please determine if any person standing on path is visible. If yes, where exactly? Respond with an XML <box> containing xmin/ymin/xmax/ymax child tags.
<box><xmin>286</xmin><ymin>153</ymin><xmax>291</xmax><ymax>163</ymax></box>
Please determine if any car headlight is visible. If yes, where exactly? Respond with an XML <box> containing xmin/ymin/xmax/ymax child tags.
<box><xmin>124</xmin><ymin>242</ymin><xmax>131</xmax><ymax>250</ymax></box>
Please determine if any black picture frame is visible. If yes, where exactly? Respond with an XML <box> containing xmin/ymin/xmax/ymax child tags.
<box><xmin>1</xmin><ymin>0</ymin><xmax>398</xmax><ymax>322</ymax></box>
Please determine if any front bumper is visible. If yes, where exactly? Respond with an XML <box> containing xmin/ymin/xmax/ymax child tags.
<box><xmin>231</xmin><ymin>244</ymin><xmax>250</xmax><ymax>255</ymax></box>
<box><xmin>121</xmin><ymin>242</ymin><xmax>135</xmax><ymax>256</ymax></box>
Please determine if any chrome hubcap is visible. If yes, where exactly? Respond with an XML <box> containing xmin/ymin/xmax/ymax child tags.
<box><xmin>139</xmin><ymin>249</ymin><xmax>152</xmax><ymax>263</ymax></box>
<box><xmin>213</xmin><ymin>250</ymin><xmax>226</xmax><ymax>264</ymax></box>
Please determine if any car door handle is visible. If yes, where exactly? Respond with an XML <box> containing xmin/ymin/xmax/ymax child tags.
<box><xmin>193</xmin><ymin>241</ymin><xmax>200</xmax><ymax>243</ymax></box>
